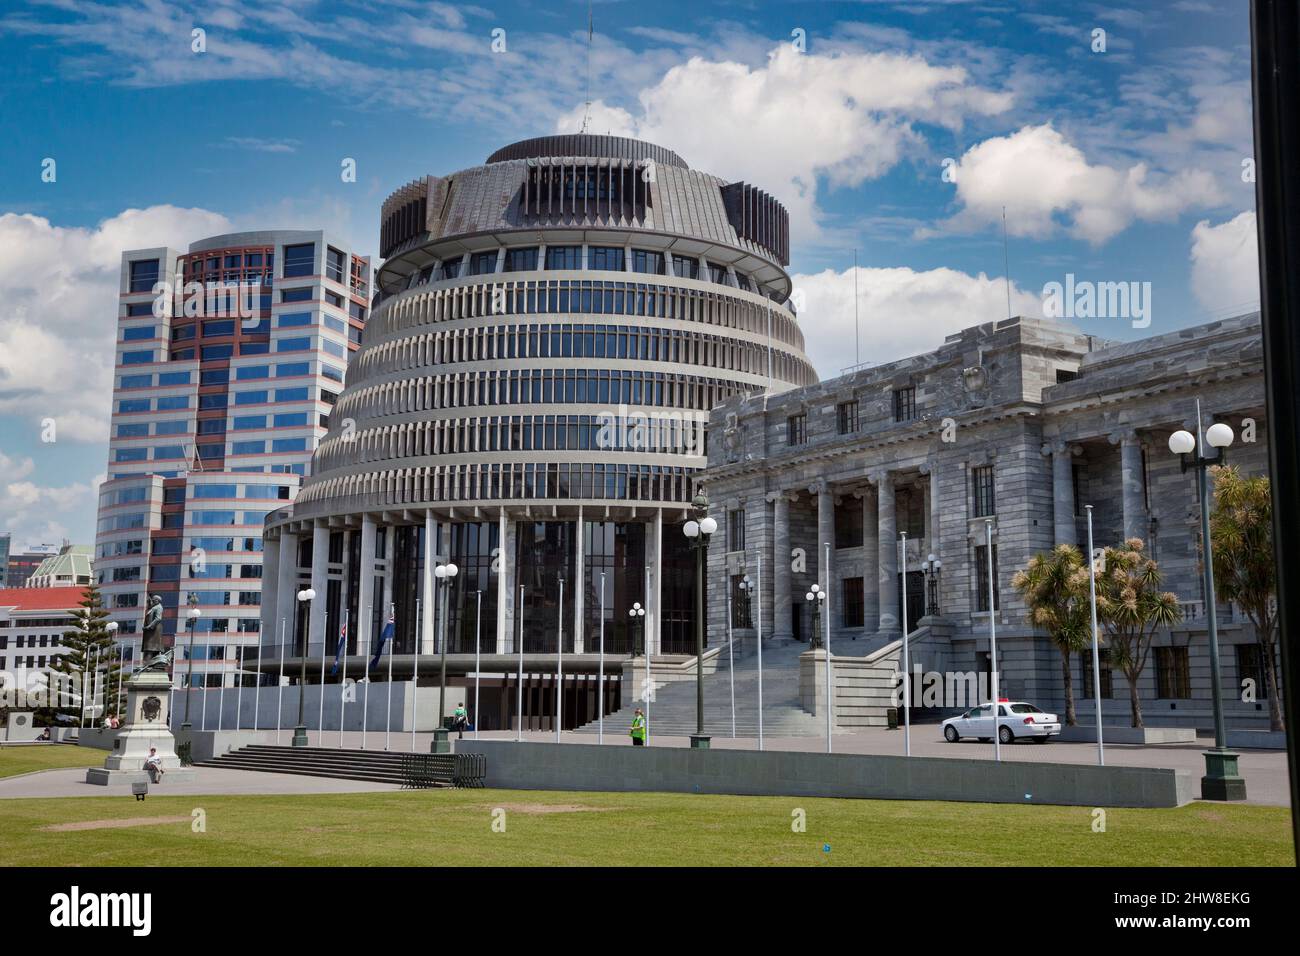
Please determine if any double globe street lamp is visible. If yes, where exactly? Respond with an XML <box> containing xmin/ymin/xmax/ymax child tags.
<box><xmin>682</xmin><ymin>490</ymin><xmax>717</xmax><ymax>749</ymax></box>
<box><xmin>433</xmin><ymin>562</ymin><xmax>459</xmax><ymax>752</ymax></box>
<box><xmin>1169</xmin><ymin>413</ymin><xmax>1246</xmax><ymax>801</ymax></box>
<box><xmin>292</xmin><ymin>587</ymin><xmax>315</xmax><ymax>747</ymax></box>
<box><xmin>805</xmin><ymin>583</ymin><xmax>826</xmax><ymax>649</ymax></box>
<box><xmin>628</xmin><ymin>601</ymin><xmax>646</xmax><ymax>655</ymax></box>
<box><xmin>181</xmin><ymin>593</ymin><xmax>201</xmax><ymax>730</ymax></box>
<box><xmin>920</xmin><ymin>554</ymin><xmax>943</xmax><ymax>617</ymax></box>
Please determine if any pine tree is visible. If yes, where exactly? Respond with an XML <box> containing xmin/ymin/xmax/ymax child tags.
<box><xmin>42</xmin><ymin>584</ymin><xmax>126</xmax><ymax>725</ymax></box>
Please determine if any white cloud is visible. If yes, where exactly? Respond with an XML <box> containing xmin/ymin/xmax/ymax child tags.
<box><xmin>789</xmin><ymin>265</ymin><xmax>1041</xmax><ymax>378</ymax></box>
<box><xmin>557</xmin><ymin>45</ymin><xmax>1013</xmax><ymax>240</ymax></box>
<box><xmin>0</xmin><ymin>452</ymin><xmax>97</xmax><ymax>550</ymax></box>
<box><xmin>0</xmin><ymin>205</ymin><xmax>232</xmax><ymax>443</ymax></box>
<box><xmin>1189</xmin><ymin>211</ymin><xmax>1260</xmax><ymax>316</ymax></box>
<box><xmin>945</xmin><ymin>124</ymin><xmax>1224</xmax><ymax>244</ymax></box>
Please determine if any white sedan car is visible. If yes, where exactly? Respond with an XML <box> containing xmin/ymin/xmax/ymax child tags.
<box><xmin>942</xmin><ymin>700</ymin><xmax>1061</xmax><ymax>744</ymax></box>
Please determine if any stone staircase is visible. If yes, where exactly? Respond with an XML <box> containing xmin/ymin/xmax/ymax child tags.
<box><xmin>195</xmin><ymin>744</ymin><xmax>426</xmax><ymax>786</ymax></box>
<box><xmin>576</xmin><ymin>639</ymin><xmax>843</xmax><ymax>738</ymax></box>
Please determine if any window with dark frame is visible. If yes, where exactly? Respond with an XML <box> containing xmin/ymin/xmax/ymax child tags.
<box><xmin>1080</xmin><ymin>648</ymin><xmax>1113</xmax><ymax>698</ymax></box>
<box><xmin>728</xmin><ymin>509</ymin><xmax>746</xmax><ymax>552</ymax></box>
<box><xmin>837</xmin><ymin>400</ymin><xmax>859</xmax><ymax>435</ymax></box>
<box><xmin>729</xmin><ymin>574</ymin><xmax>753</xmax><ymax>628</ymax></box>
<box><xmin>1155</xmin><ymin>646</ymin><xmax>1190</xmax><ymax>698</ymax></box>
<box><xmin>893</xmin><ymin>385</ymin><xmax>916</xmax><ymax>422</ymax></box>
<box><xmin>1235</xmin><ymin>643</ymin><xmax>1269</xmax><ymax>699</ymax></box>
<box><xmin>787</xmin><ymin>413</ymin><xmax>807</xmax><ymax>446</ymax></box>
<box><xmin>842</xmin><ymin>576</ymin><xmax>865</xmax><ymax>628</ymax></box>
<box><xmin>974</xmin><ymin>543</ymin><xmax>999</xmax><ymax>612</ymax></box>
<box><xmin>971</xmin><ymin>465</ymin><xmax>996</xmax><ymax>517</ymax></box>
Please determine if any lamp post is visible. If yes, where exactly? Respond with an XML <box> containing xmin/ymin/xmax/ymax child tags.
<box><xmin>292</xmin><ymin>587</ymin><xmax>315</xmax><ymax>747</ymax></box>
<box><xmin>181</xmin><ymin>594</ymin><xmax>200</xmax><ymax>730</ymax></box>
<box><xmin>105</xmin><ymin>621</ymin><xmax>119</xmax><ymax>724</ymax></box>
<box><xmin>920</xmin><ymin>554</ymin><xmax>942</xmax><ymax>616</ymax></box>
<box><xmin>681</xmin><ymin>490</ymin><xmax>717</xmax><ymax>749</ymax></box>
<box><xmin>629</xmin><ymin>601</ymin><xmax>647</xmax><ymax>744</ymax></box>
<box><xmin>629</xmin><ymin>602</ymin><xmax>646</xmax><ymax>655</ymax></box>
<box><xmin>433</xmin><ymin>562</ymin><xmax>459</xmax><ymax>753</ymax></box>
<box><xmin>1169</xmin><ymin>407</ymin><xmax>1247</xmax><ymax>800</ymax></box>
<box><xmin>805</xmin><ymin>584</ymin><xmax>826</xmax><ymax>649</ymax></box>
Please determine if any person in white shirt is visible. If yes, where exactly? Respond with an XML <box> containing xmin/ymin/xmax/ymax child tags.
<box><xmin>144</xmin><ymin>747</ymin><xmax>165</xmax><ymax>783</ymax></box>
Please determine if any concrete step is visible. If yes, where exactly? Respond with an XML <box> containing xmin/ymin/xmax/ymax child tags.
<box><xmin>196</xmin><ymin>744</ymin><xmax>434</xmax><ymax>785</ymax></box>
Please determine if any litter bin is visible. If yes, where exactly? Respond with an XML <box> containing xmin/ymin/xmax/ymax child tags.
<box><xmin>886</xmin><ymin>707</ymin><xmax>899</xmax><ymax>730</ymax></box>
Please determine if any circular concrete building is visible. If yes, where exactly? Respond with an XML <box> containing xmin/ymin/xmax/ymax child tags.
<box><xmin>261</xmin><ymin>134</ymin><xmax>814</xmax><ymax>730</ymax></box>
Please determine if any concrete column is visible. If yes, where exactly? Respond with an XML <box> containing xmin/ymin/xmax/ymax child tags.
<box><xmin>652</xmin><ymin>510</ymin><xmax>663</xmax><ymax>654</ymax></box>
<box><xmin>872</xmin><ymin>470</ymin><xmax>900</xmax><ymax>638</ymax></box>
<box><xmin>357</xmin><ymin>515</ymin><xmax>376</xmax><ymax>661</ymax></box>
<box><xmin>573</xmin><ymin>506</ymin><xmax>585</xmax><ymax>653</ymax></box>
<box><xmin>422</xmin><ymin>512</ymin><xmax>435</xmax><ymax>654</ymax></box>
<box><xmin>1046</xmin><ymin>441</ymin><xmax>1078</xmax><ymax>546</ymax></box>
<box><xmin>1111</xmin><ymin>429</ymin><xmax>1147</xmax><ymax>542</ymax></box>
<box><xmin>496</xmin><ymin>508</ymin><xmax>511</xmax><ymax>654</ymax></box>
<box><xmin>861</xmin><ymin>486</ymin><xmax>879</xmax><ymax>628</ymax></box>
<box><xmin>275</xmin><ymin>530</ymin><xmax>297</xmax><ymax>656</ymax></box>
<box><xmin>772</xmin><ymin>492</ymin><xmax>793</xmax><ymax>641</ymax></box>
<box><xmin>309</xmin><ymin>522</ymin><xmax>329</xmax><ymax>659</ymax></box>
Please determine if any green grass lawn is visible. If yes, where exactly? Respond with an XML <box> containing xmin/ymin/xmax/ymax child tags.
<box><xmin>0</xmin><ymin>788</ymin><xmax>1291</xmax><ymax>866</ymax></box>
<box><xmin>0</xmin><ymin>744</ymin><xmax>102</xmax><ymax>778</ymax></box>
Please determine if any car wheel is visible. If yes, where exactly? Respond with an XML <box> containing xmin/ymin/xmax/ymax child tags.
<box><xmin>944</xmin><ymin>725</ymin><xmax>959</xmax><ymax>743</ymax></box>
<box><xmin>998</xmin><ymin>725</ymin><xmax>1014</xmax><ymax>745</ymax></box>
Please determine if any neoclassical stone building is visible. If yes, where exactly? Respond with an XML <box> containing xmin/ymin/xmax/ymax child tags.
<box><xmin>704</xmin><ymin>311</ymin><xmax>1276</xmax><ymax>730</ymax></box>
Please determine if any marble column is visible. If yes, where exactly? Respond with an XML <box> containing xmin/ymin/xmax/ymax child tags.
<box><xmin>772</xmin><ymin>492</ymin><xmax>793</xmax><ymax>641</ymax></box>
<box><xmin>357</xmin><ymin>515</ymin><xmax>376</xmax><ymax>660</ymax></box>
<box><xmin>1111</xmin><ymin>429</ymin><xmax>1147</xmax><ymax>542</ymax></box>
<box><xmin>573</xmin><ymin>505</ymin><xmax>585</xmax><ymax>653</ymax></box>
<box><xmin>422</xmin><ymin>512</ymin><xmax>436</xmax><ymax>654</ymax></box>
<box><xmin>860</xmin><ymin>486</ymin><xmax>879</xmax><ymax>628</ymax></box>
<box><xmin>1045</xmin><ymin>441</ymin><xmax>1078</xmax><ymax>546</ymax></box>
<box><xmin>309</xmin><ymin>521</ymin><xmax>329</xmax><ymax>660</ymax></box>
<box><xmin>871</xmin><ymin>469</ymin><xmax>900</xmax><ymax>638</ymax></box>
<box><xmin>496</xmin><ymin>508</ymin><xmax>512</xmax><ymax>654</ymax></box>
<box><xmin>813</xmin><ymin>483</ymin><xmax>834</xmax><ymax>640</ymax></box>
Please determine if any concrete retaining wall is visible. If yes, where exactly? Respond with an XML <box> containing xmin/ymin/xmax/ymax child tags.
<box><xmin>1058</xmin><ymin>726</ymin><xmax>1197</xmax><ymax>745</ymax></box>
<box><xmin>457</xmin><ymin>740</ymin><xmax>1193</xmax><ymax>808</ymax></box>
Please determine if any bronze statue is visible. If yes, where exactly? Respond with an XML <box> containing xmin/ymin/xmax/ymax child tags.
<box><xmin>138</xmin><ymin>594</ymin><xmax>172</xmax><ymax>673</ymax></box>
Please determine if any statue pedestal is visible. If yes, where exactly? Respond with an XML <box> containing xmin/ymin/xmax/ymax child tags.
<box><xmin>86</xmin><ymin>669</ymin><xmax>195</xmax><ymax>785</ymax></box>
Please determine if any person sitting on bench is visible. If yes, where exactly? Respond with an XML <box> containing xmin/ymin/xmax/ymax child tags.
<box><xmin>144</xmin><ymin>748</ymin><xmax>165</xmax><ymax>783</ymax></box>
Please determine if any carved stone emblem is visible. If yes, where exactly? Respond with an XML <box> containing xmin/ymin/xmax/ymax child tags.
<box><xmin>141</xmin><ymin>696</ymin><xmax>162</xmax><ymax>722</ymax></box>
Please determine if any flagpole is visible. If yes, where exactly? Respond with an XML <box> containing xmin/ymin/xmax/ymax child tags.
<box><xmin>1085</xmin><ymin>505</ymin><xmax>1105</xmax><ymax>766</ymax></box>
<box><xmin>986</xmin><ymin>519</ymin><xmax>1001</xmax><ymax>763</ymax></box>
<box><xmin>598</xmin><ymin>572</ymin><xmax>605</xmax><ymax>745</ymax></box>
<box><xmin>361</xmin><ymin>676</ymin><xmax>369</xmax><ymax>751</ymax></box>
<box><xmin>386</xmin><ymin>602</ymin><xmax>394</xmax><ymax>751</ymax></box>
<box><xmin>339</xmin><ymin>609</ymin><xmax>349</xmax><ymax>750</ymax></box>
<box><xmin>200</xmin><ymin>641</ymin><xmax>208</xmax><ymax>732</ymax></box>
<box><xmin>900</xmin><ymin>532</ymin><xmax>911</xmax><ymax>757</ymax></box>
<box><xmin>252</xmin><ymin>622</ymin><xmax>262</xmax><ymax>733</ymax></box>
<box><xmin>116</xmin><ymin>642</ymin><xmax>126</xmax><ymax>728</ymax></box>
<box><xmin>318</xmin><ymin>611</ymin><xmax>328</xmax><ymax>737</ymax></box>
<box><xmin>757</xmin><ymin>551</ymin><xmax>765</xmax><ymax>751</ymax></box>
<box><xmin>219</xmin><ymin>632</ymin><xmax>228</xmax><ymax>732</ymax></box>
<box><xmin>644</xmin><ymin>564</ymin><xmax>651</xmax><ymax>748</ymax></box>
<box><xmin>474</xmin><ymin>590</ymin><xmax>482</xmax><ymax>740</ymax></box>
<box><xmin>410</xmin><ymin>599</ymin><xmax>419</xmax><ymax>753</ymax></box>
<box><xmin>824</xmin><ymin>541</ymin><xmax>833</xmax><ymax>754</ymax></box>
<box><xmin>556</xmin><ymin>577</ymin><xmax>564</xmax><ymax>742</ymax></box>
<box><xmin>726</xmin><ymin>573</ymin><xmax>736</xmax><ymax>738</ymax></box>
<box><xmin>516</xmin><ymin>584</ymin><xmax>525</xmax><ymax>742</ymax></box>
<box><xmin>276</xmin><ymin>618</ymin><xmax>285</xmax><ymax>744</ymax></box>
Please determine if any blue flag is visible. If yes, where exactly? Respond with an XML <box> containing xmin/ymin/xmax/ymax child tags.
<box><xmin>331</xmin><ymin>611</ymin><xmax>349</xmax><ymax>676</ymax></box>
<box><xmin>369</xmin><ymin>610</ymin><xmax>394</xmax><ymax>670</ymax></box>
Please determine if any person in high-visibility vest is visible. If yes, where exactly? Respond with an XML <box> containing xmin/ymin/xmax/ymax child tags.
<box><xmin>629</xmin><ymin>708</ymin><xmax>646</xmax><ymax>746</ymax></box>
<box><xmin>453</xmin><ymin>702</ymin><xmax>468</xmax><ymax>739</ymax></box>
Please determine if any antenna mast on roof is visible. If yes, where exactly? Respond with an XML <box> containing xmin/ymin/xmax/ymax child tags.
<box><xmin>853</xmin><ymin>248</ymin><xmax>860</xmax><ymax>368</ymax></box>
<box><xmin>1002</xmin><ymin>205</ymin><xmax>1013</xmax><ymax>320</ymax></box>
<box><xmin>581</xmin><ymin>1</ymin><xmax>594</xmax><ymax>133</ymax></box>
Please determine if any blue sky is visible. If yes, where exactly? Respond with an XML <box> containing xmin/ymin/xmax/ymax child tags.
<box><xmin>0</xmin><ymin>0</ymin><xmax>1260</xmax><ymax>550</ymax></box>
